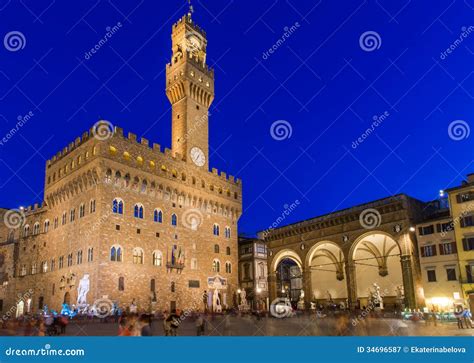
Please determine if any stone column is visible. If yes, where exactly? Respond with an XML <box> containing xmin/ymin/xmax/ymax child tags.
<box><xmin>400</xmin><ymin>255</ymin><xmax>416</xmax><ymax>309</ymax></box>
<box><xmin>398</xmin><ymin>232</ymin><xmax>422</xmax><ymax>309</ymax></box>
<box><xmin>345</xmin><ymin>261</ymin><xmax>357</xmax><ymax>310</ymax></box>
<box><xmin>268</xmin><ymin>272</ymin><xmax>277</xmax><ymax>303</ymax></box>
<box><xmin>302</xmin><ymin>268</ymin><xmax>312</xmax><ymax>307</ymax></box>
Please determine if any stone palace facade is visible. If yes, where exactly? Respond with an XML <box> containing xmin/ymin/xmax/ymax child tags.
<box><xmin>0</xmin><ymin>12</ymin><xmax>242</xmax><ymax>316</ymax></box>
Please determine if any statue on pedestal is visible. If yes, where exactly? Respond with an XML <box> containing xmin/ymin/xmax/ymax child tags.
<box><xmin>369</xmin><ymin>283</ymin><xmax>383</xmax><ymax>310</ymax></box>
<box><xmin>297</xmin><ymin>289</ymin><xmax>305</xmax><ymax>310</ymax></box>
<box><xmin>77</xmin><ymin>274</ymin><xmax>90</xmax><ymax>305</ymax></box>
<box><xmin>212</xmin><ymin>288</ymin><xmax>222</xmax><ymax>313</ymax></box>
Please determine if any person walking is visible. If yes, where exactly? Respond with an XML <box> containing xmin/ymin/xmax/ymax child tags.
<box><xmin>462</xmin><ymin>308</ymin><xmax>473</xmax><ymax>329</ymax></box>
<box><xmin>162</xmin><ymin>311</ymin><xmax>171</xmax><ymax>336</ymax></box>
<box><xmin>166</xmin><ymin>309</ymin><xmax>180</xmax><ymax>336</ymax></box>
<box><xmin>454</xmin><ymin>308</ymin><xmax>464</xmax><ymax>329</ymax></box>
<box><xmin>196</xmin><ymin>314</ymin><xmax>205</xmax><ymax>336</ymax></box>
<box><xmin>139</xmin><ymin>314</ymin><xmax>152</xmax><ymax>336</ymax></box>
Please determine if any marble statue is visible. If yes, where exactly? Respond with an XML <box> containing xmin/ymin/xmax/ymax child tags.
<box><xmin>297</xmin><ymin>289</ymin><xmax>305</xmax><ymax>310</ymax></box>
<box><xmin>240</xmin><ymin>289</ymin><xmax>248</xmax><ymax>306</ymax></box>
<box><xmin>77</xmin><ymin>274</ymin><xmax>90</xmax><ymax>305</ymax></box>
<box><xmin>212</xmin><ymin>288</ymin><xmax>222</xmax><ymax>313</ymax></box>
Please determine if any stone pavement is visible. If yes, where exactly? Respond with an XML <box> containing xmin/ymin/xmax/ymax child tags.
<box><xmin>3</xmin><ymin>315</ymin><xmax>473</xmax><ymax>336</ymax></box>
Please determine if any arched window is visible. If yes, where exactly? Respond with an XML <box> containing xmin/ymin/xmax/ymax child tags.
<box><xmin>154</xmin><ymin>209</ymin><xmax>163</xmax><ymax>223</ymax></box>
<box><xmin>112</xmin><ymin>198</ymin><xmax>124</xmax><ymax>214</ymax></box>
<box><xmin>62</xmin><ymin>212</ymin><xmax>66</xmax><ymax>225</ymax></box>
<box><xmin>214</xmin><ymin>244</ymin><xmax>220</xmax><ymax>253</ymax></box>
<box><xmin>114</xmin><ymin>171</ymin><xmax>121</xmax><ymax>185</ymax></box>
<box><xmin>258</xmin><ymin>262</ymin><xmax>265</xmax><ymax>278</ymax></box>
<box><xmin>88</xmin><ymin>247</ymin><xmax>94</xmax><ymax>262</ymax></box>
<box><xmin>110</xmin><ymin>246</ymin><xmax>122</xmax><ymax>262</ymax></box>
<box><xmin>118</xmin><ymin>277</ymin><xmax>124</xmax><ymax>291</ymax></box>
<box><xmin>212</xmin><ymin>259</ymin><xmax>220</xmax><ymax>272</ymax></box>
<box><xmin>134</xmin><ymin>204</ymin><xmax>144</xmax><ymax>219</ymax></box>
<box><xmin>79</xmin><ymin>204</ymin><xmax>85</xmax><ymax>218</ymax></box>
<box><xmin>225</xmin><ymin>262</ymin><xmax>232</xmax><ymax>273</ymax></box>
<box><xmin>33</xmin><ymin>223</ymin><xmax>40</xmax><ymax>235</ymax></box>
<box><xmin>133</xmin><ymin>247</ymin><xmax>144</xmax><ymax>264</ymax></box>
<box><xmin>226</xmin><ymin>246</ymin><xmax>231</xmax><ymax>255</ymax></box>
<box><xmin>105</xmin><ymin>169</ymin><xmax>112</xmax><ymax>183</ymax></box>
<box><xmin>213</xmin><ymin>224</ymin><xmax>220</xmax><ymax>236</ymax></box>
<box><xmin>90</xmin><ymin>199</ymin><xmax>96</xmax><ymax>213</ymax></box>
<box><xmin>141</xmin><ymin>180</ymin><xmax>147</xmax><ymax>193</ymax></box>
<box><xmin>171</xmin><ymin>213</ymin><xmax>177</xmax><ymax>226</ymax></box>
<box><xmin>23</xmin><ymin>225</ymin><xmax>30</xmax><ymax>237</ymax></box>
<box><xmin>152</xmin><ymin>250</ymin><xmax>163</xmax><ymax>266</ymax></box>
<box><xmin>225</xmin><ymin>226</ymin><xmax>231</xmax><ymax>238</ymax></box>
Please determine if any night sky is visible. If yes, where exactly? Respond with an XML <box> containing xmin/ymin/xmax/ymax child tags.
<box><xmin>0</xmin><ymin>0</ymin><xmax>473</xmax><ymax>236</ymax></box>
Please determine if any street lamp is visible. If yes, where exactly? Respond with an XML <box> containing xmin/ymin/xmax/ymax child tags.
<box><xmin>409</xmin><ymin>226</ymin><xmax>415</xmax><ymax>232</ymax></box>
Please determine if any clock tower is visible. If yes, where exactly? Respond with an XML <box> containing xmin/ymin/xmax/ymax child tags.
<box><xmin>166</xmin><ymin>11</ymin><xmax>214</xmax><ymax>170</ymax></box>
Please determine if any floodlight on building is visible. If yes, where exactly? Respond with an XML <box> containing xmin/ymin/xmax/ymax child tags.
<box><xmin>439</xmin><ymin>189</ymin><xmax>445</xmax><ymax>197</ymax></box>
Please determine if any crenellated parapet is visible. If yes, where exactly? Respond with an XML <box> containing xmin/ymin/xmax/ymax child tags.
<box><xmin>44</xmin><ymin>123</ymin><xmax>241</xmax><ymax>196</ymax></box>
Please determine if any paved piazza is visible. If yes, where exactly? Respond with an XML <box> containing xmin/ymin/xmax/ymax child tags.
<box><xmin>2</xmin><ymin>315</ymin><xmax>473</xmax><ymax>337</ymax></box>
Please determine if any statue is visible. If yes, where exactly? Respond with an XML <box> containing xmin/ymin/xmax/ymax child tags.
<box><xmin>369</xmin><ymin>283</ymin><xmax>383</xmax><ymax>310</ymax></box>
<box><xmin>240</xmin><ymin>289</ymin><xmax>248</xmax><ymax>306</ymax></box>
<box><xmin>297</xmin><ymin>289</ymin><xmax>305</xmax><ymax>310</ymax></box>
<box><xmin>77</xmin><ymin>274</ymin><xmax>90</xmax><ymax>305</ymax></box>
<box><xmin>396</xmin><ymin>285</ymin><xmax>404</xmax><ymax>300</ymax></box>
<box><xmin>212</xmin><ymin>288</ymin><xmax>222</xmax><ymax>313</ymax></box>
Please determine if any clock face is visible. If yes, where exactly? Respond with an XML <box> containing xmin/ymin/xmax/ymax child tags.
<box><xmin>186</xmin><ymin>34</ymin><xmax>202</xmax><ymax>53</ymax></box>
<box><xmin>190</xmin><ymin>147</ymin><xmax>205</xmax><ymax>167</ymax></box>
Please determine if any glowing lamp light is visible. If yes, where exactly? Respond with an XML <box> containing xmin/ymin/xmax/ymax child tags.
<box><xmin>430</xmin><ymin>297</ymin><xmax>450</xmax><ymax>306</ymax></box>
<box><xmin>409</xmin><ymin>226</ymin><xmax>416</xmax><ymax>232</ymax></box>
<box><xmin>237</xmin><ymin>289</ymin><xmax>241</xmax><ymax>294</ymax></box>
<box><xmin>439</xmin><ymin>189</ymin><xmax>445</xmax><ymax>197</ymax></box>
<box><xmin>453</xmin><ymin>292</ymin><xmax>460</xmax><ymax>300</ymax></box>
<box><xmin>256</xmin><ymin>288</ymin><xmax>262</xmax><ymax>294</ymax></box>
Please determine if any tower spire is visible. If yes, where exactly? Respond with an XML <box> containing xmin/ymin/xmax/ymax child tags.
<box><xmin>187</xmin><ymin>0</ymin><xmax>194</xmax><ymax>17</ymax></box>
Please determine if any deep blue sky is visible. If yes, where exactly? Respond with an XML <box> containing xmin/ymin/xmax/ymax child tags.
<box><xmin>0</xmin><ymin>0</ymin><xmax>473</xmax><ymax>236</ymax></box>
